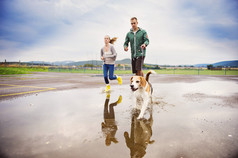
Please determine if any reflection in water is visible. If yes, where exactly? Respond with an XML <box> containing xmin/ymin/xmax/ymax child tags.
<box><xmin>101</xmin><ymin>93</ymin><xmax>122</xmax><ymax>146</ymax></box>
<box><xmin>124</xmin><ymin>109</ymin><xmax>154</xmax><ymax>158</ymax></box>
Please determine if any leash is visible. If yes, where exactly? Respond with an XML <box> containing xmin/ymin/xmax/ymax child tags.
<box><xmin>141</xmin><ymin>47</ymin><xmax>144</xmax><ymax>70</ymax></box>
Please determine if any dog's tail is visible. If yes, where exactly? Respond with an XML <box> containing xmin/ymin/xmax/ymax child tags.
<box><xmin>145</xmin><ymin>70</ymin><xmax>156</xmax><ymax>81</ymax></box>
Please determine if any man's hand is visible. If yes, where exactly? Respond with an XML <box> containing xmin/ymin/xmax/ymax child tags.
<box><xmin>141</xmin><ymin>44</ymin><xmax>146</xmax><ymax>49</ymax></box>
<box><xmin>124</xmin><ymin>46</ymin><xmax>128</xmax><ymax>51</ymax></box>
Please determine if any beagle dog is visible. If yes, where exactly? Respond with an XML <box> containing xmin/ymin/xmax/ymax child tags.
<box><xmin>124</xmin><ymin>110</ymin><xmax>154</xmax><ymax>157</ymax></box>
<box><xmin>130</xmin><ymin>70</ymin><xmax>156</xmax><ymax>119</ymax></box>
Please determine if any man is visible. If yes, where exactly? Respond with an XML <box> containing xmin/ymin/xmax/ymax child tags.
<box><xmin>124</xmin><ymin>17</ymin><xmax>149</xmax><ymax>77</ymax></box>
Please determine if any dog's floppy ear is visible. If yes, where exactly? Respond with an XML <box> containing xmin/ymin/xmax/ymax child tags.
<box><xmin>130</xmin><ymin>76</ymin><xmax>133</xmax><ymax>83</ymax></box>
<box><xmin>140</xmin><ymin>77</ymin><xmax>146</xmax><ymax>87</ymax></box>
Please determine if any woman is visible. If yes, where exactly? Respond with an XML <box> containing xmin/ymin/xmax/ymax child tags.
<box><xmin>101</xmin><ymin>35</ymin><xmax>122</xmax><ymax>92</ymax></box>
<box><xmin>101</xmin><ymin>93</ymin><xmax>122</xmax><ymax>146</ymax></box>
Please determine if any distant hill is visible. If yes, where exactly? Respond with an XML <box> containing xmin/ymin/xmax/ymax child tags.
<box><xmin>193</xmin><ymin>63</ymin><xmax>210</xmax><ymax>67</ymax></box>
<box><xmin>63</xmin><ymin>58</ymin><xmax>130</xmax><ymax>66</ymax></box>
<box><xmin>213</xmin><ymin>60</ymin><xmax>238</xmax><ymax>67</ymax></box>
<box><xmin>26</xmin><ymin>61</ymin><xmax>74</xmax><ymax>66</ymax></box>
<box><xmin>66</xmin><ymin>60</ymin><xmax>102</xmax><ymax>66</ymax></box>
<box><xmin>115</xmin><ymin>58</ymin><xmax>131</xmax><ymax>64</ymax></box>
<box><xmin>194</xmin><ymin>60</ymin><xmax>238</xmax><ymax>68</ymax></box>
<box><xmin>17</xmin><ymin>59</ymin><xmax>238</xmax><ymax>68</ymax></box>
<box><xmin>22</xmin><ymin>58</ymin><xmax>131</xmax><ymax>66</ymax></box>
<box><xmin>52</xmin><ymin>61</ymin><xmax>74</xmax><ymax>65</ymax></box>
<box><xmin>57</xmin><ymin>58</ymin><xmax>132</xmax><ymax>66</ymax></box>
<box><xmin>27</xmin><ymin>61</ymin><xmax>52</xmax><ymax>65</ymax></box>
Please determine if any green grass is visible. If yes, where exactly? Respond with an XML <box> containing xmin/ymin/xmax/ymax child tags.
<box><xmin>0</xmin><ymin>67</ymin><xmax>48</xmax><ymax>75</ymax></box>
<box><xmin>1</xmin><ymin>67</ymin><xmax>238</xmax><ymax>76</ymax></box>
<box><xmin>47</xmin><ymin>68</ymin><xmax>238</xmax><ymax>75</ymax></box>
<box><xmin>48</xmin><ymin>68</ymin><xmax>103</xmax><ymax>74</ymax></box>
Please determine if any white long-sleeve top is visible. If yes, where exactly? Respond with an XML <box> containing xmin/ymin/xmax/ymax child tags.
<box><xmin>100</xmin><ymin>44</ymin><xmax>117</xmax><ymax>65</ymax></box>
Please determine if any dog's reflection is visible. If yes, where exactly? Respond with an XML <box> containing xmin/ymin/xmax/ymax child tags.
<box><xmin>101</xmin><ymin>93</ymin><xmax>122</xmax><ymax>146</ymax></box>
<box><xmin>124</xmin><ymin>109</ymin><xmax>154</xmax><ymax>158</ymax></box>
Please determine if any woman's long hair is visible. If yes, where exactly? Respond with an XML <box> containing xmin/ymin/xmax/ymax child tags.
<box><xmin>109</xmin><ymin>37</ymin><xmax>118</xmax><ymax>44</ymax></box>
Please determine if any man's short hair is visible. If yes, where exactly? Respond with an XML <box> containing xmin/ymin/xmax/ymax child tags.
<box><xmin>130</xmin><ymin>17</ymin><xmax>137</xmax><ymax>21</ymax></box>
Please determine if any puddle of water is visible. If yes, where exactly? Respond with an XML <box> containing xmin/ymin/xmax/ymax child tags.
<box><xmin>0</xmin><ymin>80</ymin><xmax>238</xmax><ymax>158</ymax></box>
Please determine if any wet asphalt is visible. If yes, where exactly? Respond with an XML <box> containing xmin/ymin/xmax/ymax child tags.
<box><xmin>0</xmin><ymin>72</ymin><xmax>238</xmax><ymax>158</ymax></box>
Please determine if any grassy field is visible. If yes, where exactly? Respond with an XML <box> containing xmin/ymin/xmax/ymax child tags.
<box><xmin>1</xmin><ymin>67</ymin><xmax>238</xmax><ymax>76</ymax></box>
<box><xmin>0</xmin><ymin>67</ymin><xmax>48</xmax><ymax>75</ymax></box>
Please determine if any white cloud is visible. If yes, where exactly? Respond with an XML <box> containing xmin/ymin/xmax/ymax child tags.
<box><xmin>0</xmin><ymin>0</ymin><xmax>237</xmax><ymax>64</ymax></box>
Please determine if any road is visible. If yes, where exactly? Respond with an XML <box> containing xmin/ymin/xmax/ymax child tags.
<box><xmin>0</xmin><ymin>72</ymin><xmax>238</xmax><ymax>158</ymax></box>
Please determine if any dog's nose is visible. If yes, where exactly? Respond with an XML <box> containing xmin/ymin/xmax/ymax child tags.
<box><xmin>130</xmin><ymin>84</ymin><xmax>134</xmax><ymax>88</ymax></box>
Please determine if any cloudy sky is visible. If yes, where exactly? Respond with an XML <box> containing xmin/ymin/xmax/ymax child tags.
<box><xmin>0</xmin><ymin>0</ymin><xmax>238</xmax><ymax>65</ymax></box>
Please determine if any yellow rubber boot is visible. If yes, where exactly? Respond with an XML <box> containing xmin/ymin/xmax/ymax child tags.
<box><xmin>117</xmin><ymin>95</ymin><xmax>122</xmax><ymax>104</ymax></box>
<box><xmin>105</xmin><ymin>84</ymin><xmax>110</xmax><ymax>92</ymax></box>
<box><xmin>117</xmin><ymin>76</ymin><xmax>122</xmax><ymax>85</ymax></box>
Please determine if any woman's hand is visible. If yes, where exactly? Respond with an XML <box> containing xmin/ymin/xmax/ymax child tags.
<box><xmin>101</xmin><ymin>56</ymin><xmax>104</xmax><ymax>60</ymax></box>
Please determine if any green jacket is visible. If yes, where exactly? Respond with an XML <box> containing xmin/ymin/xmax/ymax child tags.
<box><xmin>124</xmin><ymin>27</ymin><xmax>149</xmax><ymax>58</ymax></box>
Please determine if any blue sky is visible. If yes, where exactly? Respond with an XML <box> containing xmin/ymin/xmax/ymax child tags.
<box><xmin>0</xmin><ymin>0</ymin><xmax>238</xmax><ymax>65</ymax></box>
